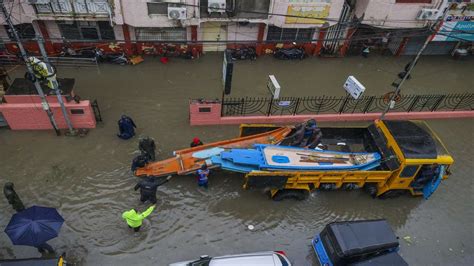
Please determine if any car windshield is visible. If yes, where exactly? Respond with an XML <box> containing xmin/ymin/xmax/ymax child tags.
<box><xmin>188</xmin><ymin>257</ymin><xmax>211</xmax><ymax>266</ymax></box>
<box><xmin>321</xmin><ymin>228</ymin><xmax>340</xmax><ymax>264</ymax></box>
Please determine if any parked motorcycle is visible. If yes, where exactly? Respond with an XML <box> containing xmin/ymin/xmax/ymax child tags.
<box><xmin>229</xmin><ymin>47</ymin><xmax>257</xmax><ymax>60</ymax></box>
<box><xmin>59</xmin><ymin>46</ymin><xmax>97</xmax><ymax>58</ymax></box>
<box><xmin>162</xmin><ymin>46</ymin><xmax>194</xmax><ymax>59</ymax></box>
<box><xmin>95</xmin><ymin>49</ymin><xmax>129</xmax><ymax>65</ymax></box>
<box><xmin>273</xmin><ymin>48</ymin><xmax>306</xmax><ymax>60</ymax></box>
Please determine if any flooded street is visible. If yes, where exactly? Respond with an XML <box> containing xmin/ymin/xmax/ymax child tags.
<box><xmin>0</xmin><ymin>54</ymin><xmax>473</xmax><ymax>265</ymax></box>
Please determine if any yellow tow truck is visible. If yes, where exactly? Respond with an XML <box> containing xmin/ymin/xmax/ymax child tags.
<box><xmin>239</xmin><ymin>120</ymin><xmax>453</xmax><ymax>200</ymax></box>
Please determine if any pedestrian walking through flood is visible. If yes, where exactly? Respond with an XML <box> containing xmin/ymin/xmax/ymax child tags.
<box><xmin>3</xmin><ymin>182</ymin><xmax>25</xmax><ymax>212</ymax></box>
<box><xmin>197</xmin><ymin>164</ymin><xmax>209</xmax><ymax>188</ymax></box>
<box><xmin>134</xmin><ymin>176</ymin><xmax>171</xmax><ymax>204</ymax></box>
<box><xmin>122</xmin><ymin>205</ymin><xmax>156</xmax><ymax>232</ymax></box>
<box><xmin>117</xmin><ymin>115</ymin><xmax>137</xmax><ymax>140</ymax></box>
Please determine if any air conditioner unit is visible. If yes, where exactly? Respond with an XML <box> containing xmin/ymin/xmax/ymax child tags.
<box><xmin>416</xmin><ymin>9</ymin><xmax>439</xmax><ymax>20</ymax></box>
<box><xmin>168</xmin><ymin>7</ymin><xmax>187</xmax><ymax>20</ymax></box>
<box><xmin>28</xmin><ymin>0</ymin><xmax>51</xmax><ymax>4</ymax></box>
<box><xmin>208</xmin><ymin>0</ymin><xmax>226</xmax><ymax>14</ymax></box>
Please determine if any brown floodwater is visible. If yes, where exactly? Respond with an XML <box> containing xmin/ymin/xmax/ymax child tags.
<box><xmin>0</xmin><ymin>54</ymin><xmax>473</xmax><ymax>265</ymax></box>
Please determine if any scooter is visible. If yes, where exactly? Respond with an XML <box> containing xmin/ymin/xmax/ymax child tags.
<box><xmin>229</xmin><ymin>47</ymin><xmax>257</xmax><ymax>60</ymax></box>
<box><xmin>95</xmin><ymin>49</ymin><xmax>129</xmax><ymax>65</ymax></box>
<box><xmin>273</xmin><ymin>47</ymin><xmax>306</xmax><ymax>60</ymax></box>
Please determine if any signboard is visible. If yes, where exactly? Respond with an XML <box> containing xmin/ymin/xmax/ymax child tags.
<box><xmin>433</xmin><ymin>3</ymin><xmax>474</xmax><ymax>42</ymax></box>
<box><xmin>267</xmin><ymin>75</ymin><xmax>281</xmax><ymax>100</ymax></box>
<box><xmin>222</xmin><ymin>50</ymin><xmax>234</xmax><ymax>95</ymax></box>
<box><xmin>278</xmin><ymin>101</ymin><xmax>291</xmax><ymax>106</ymax></box>
<box><xmin>285</xmin><ymin>0</ymin><xmax>331</xmax><ymax>24</ymax></box>
<box><xmin>343</xmin><ymin>76</ymin><xmax>366</xmax><ymax>99</ymax></box>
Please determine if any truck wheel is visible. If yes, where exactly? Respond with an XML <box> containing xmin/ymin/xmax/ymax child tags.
<box><xmin>364</xmin><ymin>184</ymin><xmax>378</xmax><ymax>198</ymax></box>
<box><xmin>378</xmin><ymin>190</ymin><xmax>405</xmax><ymax>199</ymax></box>
<box><xmin>272</xmin><ymin>189</ymin><xmax>309</xmax><ymax>201</ymax></box>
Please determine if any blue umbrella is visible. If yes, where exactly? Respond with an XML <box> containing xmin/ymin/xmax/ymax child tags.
<box><xmin>4</xmin><ymin>205</ymin><xmax>64</xmax><ymax>246</ymax></box>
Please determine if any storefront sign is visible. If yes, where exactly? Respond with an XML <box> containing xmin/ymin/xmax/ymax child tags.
<box><xmin>286</xmin><ymin>0</ymin><xmax>331</xmax><ymax>24</ymax></box>
<box><xmin>433</xmin><ymin>3</ymin><xmax>474</xmax><ymax>42</ymax></box>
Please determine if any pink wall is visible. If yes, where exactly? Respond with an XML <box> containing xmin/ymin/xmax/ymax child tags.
<box><xmin>189</xmin><ymin>102</ymin><xmax>474</xmax><ymax>126</ymax></box>
<box><xmin>4</xmin><ymin>95</ymin><xmax>70</xmax><ymax>104</ymax></box>
<box><xmin>0</xmin><ymin>100</ymin><xmax>96</xmax><ymax>130</ymax></box>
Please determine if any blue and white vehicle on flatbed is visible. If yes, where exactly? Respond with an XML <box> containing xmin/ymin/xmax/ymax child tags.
<box><xmin>312</xmin><ymin>219</ymin><xmax>408</xmax><ymax>266</ymax></box>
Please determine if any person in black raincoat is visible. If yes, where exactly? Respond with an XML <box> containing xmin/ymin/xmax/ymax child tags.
<box><xmin>134</xmin><ymin>176</ymin><xmax>172</xmax><ymax>204</ymax></box>
<box><xmin>131</xmin><ymin>154</ymin><xmax>149</xmax><ymax>172</ymax></box>
<box><xmin>3</xmin><ymin>182</ymin><xmax>25</xmax><ymax>212</ymax></box>
<box><xmin>139</xmin><ymin>136</ymin><xmax>156</xmax><ymax>161</ymax></box>
<box><xmin>117</xmin><ymin>115</ymin><xmax>137</xmax><ymax>140</ymax></box>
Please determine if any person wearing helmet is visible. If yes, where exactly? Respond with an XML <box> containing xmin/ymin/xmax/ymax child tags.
<box><xmin>190</xmin><ymin>137</ymin><xmax>204</xmax><ymax>148</ymax></box>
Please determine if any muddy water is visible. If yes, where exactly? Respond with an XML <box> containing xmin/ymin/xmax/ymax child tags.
<box><xmin>0</xmin><ymin>55</ymin><xmax>473</xmax><ymax>265</ymax></box>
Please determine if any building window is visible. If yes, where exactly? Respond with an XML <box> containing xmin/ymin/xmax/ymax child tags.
<box><xmin>34</xmin><ymin>0</ymin><xmax>110</xmax><ymax>15</ymax></box>
<box><xmin>147</xmin><ymin>2</ymin><xmax>168</xmax><ymax>15</ymax></box>
<box><xmin>135</xmin><ymin>27</ymin><xmax>186</xmax><ymax>41</ymax></box>
<box><xmin>267</xmin><ymin>26</ymin><xmax>314</xmax><ymax>42</ymax></box>
<box><xmin>4</xmin><ymin>23</ymin><xmax>36</xmax><ymax>40</ymax></box>
<box><xmin>58</xmin><ymin>21</ymin><xmax>115</xmax><ymax>40</ymax></box>
<box><xmin>70</xmin><ymin>109</ymin><xmax>85</xmax><ymax>115</ymax></box>
<box><xmin>199</xmin><ymin>107</ymin><xmax>211</xmax><ymax>113</ymax></box>
<box><xmin>395</xmin><ymin>0</ymin><xmax>432</xmax><ymax>3</ymax></box>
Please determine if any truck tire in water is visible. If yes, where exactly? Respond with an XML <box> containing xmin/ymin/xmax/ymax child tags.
<box><xmin>378</xmin><ymin>189</ymin><xmax>406</xmax><ymax>199</ymax></box>
<box><xmin>272</xmin><ymin>189</ymin><xmax>309</xmax><ymax>201</ymax></box>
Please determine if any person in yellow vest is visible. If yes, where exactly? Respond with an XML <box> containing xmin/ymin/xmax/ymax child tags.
<box><xmin>26</xmin><ymin>57</ymin><xmax>58</xmax><ymax>90</ymax></box>
<box><xmin>122</xmin><ymin>205</ymin><xmax>155</xmax><ymax>232</ymax></box>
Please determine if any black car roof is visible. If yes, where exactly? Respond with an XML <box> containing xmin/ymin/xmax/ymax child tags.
<box><xmin>327</xmin><ymin>219</ymin><xmax>399</xmax><ymax>258</ymax></box>
<box><xmin>383</xmin><ymin>120</ymin><xmax>437</xmax><ymax>159</ymax></box>
<box><xmin>349</xmin><ymin>251</ymin><xmax>408</xmax><ymax>266</ymax></box>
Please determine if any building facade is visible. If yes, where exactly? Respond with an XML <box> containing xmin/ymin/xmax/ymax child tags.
<box><xmin>0</xmin><ymin>0</ymin><xmax>471</xmax><ymax>57</ymax></box>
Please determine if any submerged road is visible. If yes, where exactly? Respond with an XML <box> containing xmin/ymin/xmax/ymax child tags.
<box><xmin>0</xmin><ymin>54</ymin><xmax>473</xmax><ymax>265</ymax></box>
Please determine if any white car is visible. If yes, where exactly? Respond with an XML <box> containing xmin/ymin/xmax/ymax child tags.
<box><xmin>169</xmin><ymin>251</ymin><xmax>291</xmax><ymax>266</ymax></box>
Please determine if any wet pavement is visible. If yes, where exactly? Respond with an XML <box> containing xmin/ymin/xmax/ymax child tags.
<box><xmin>0</xmin><ymin>54</ymin><xmax>473</xmax><ymax>265</ymax></box>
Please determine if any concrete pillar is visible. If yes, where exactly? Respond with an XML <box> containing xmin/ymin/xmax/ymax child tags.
<box><xmin>395</xmin><ymin>37</ymin><xmax>409</xmax><ymax>57</ymax></box>
<box><xmin>339</xmin><ymin>27</ymin><xmax>356</xmax><ymax>57</ymax></box>
<box><xmin>122</xmin><ymin>24</ymin><xmax>133</xmax><ymax>56</ymax></box>
<box><xmin>313</xmin><ymin>27</ymin><xmax>327</xmax><ymax>56</ymax></box>
<box><xmin>255</xmin><ymin>23</ymin><xmax>266</xmax><ymax>56</ymax></box>
<box><xmin>36</xmin><ymin>20</ymin><xmax>55</xmax><ymax>55</ymax></box>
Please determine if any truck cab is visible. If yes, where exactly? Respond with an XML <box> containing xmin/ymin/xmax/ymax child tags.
<box><xmin>312</xmin><ymin>219</ymin><xmax>407</xmax><ymax>266</ymax></box>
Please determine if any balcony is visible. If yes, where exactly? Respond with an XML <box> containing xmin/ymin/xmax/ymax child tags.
<box><xmin>33</xmin><ymin>0</ymin><xmax>111</xmax><ymax>17</ymax></box>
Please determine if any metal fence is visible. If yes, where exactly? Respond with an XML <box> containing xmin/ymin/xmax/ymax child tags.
<box><xmin>221</xmin><ymin>93</ymin><xmax>474</xmax><ymax>117</ymax></box>
<box><xmin>0</xmin><ymin>55</ymin><xmax>98</xmax><ymax>68</ymax></box>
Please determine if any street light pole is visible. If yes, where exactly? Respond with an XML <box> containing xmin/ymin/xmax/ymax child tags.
<box><xmin>36</xmin><ymin>36</ymin><xmax>76</xmax><ymax>135</ymax></box>
<box><xmin>380</xmin><ymin>5</ymin><xmax>451</xmax><ymax>120</ymax></box>
<box><xmin>0</xmin><ymin>3</ymin><xmax>60</xmax><ymax>135</ymax></box>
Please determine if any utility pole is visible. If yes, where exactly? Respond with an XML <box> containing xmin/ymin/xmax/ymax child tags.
<box><xmin>37</xmin><ymin>35</ymin><xmax>76</xmax><ymax>135</ymax></box>
<box><xmin>380</xmin><ymin>5</ymin><xmax>451</xmax><ymax>119</ymax></box>
<box><xmin>1</xmin><ymin>3</ymin><xmax>60</xmax><ymax>135</ymax></box>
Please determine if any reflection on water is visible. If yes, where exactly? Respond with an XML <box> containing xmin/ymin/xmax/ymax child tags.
<box><xmin>1</xmin><ymin>56</ymin><xmax>473</xmax><ymax>265</ymax></box>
